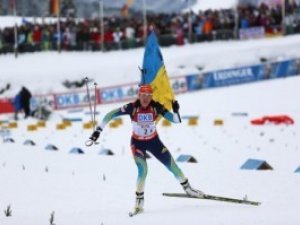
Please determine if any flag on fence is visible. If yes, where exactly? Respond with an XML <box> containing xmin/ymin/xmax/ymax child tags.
<box><xmin>141</xmin><ymin>31</ymin><xmax>174</xmax><ymax>111</ymax></box>
<box><xmin>121</xmin><ymin>0</ymin><xmax>135</xmax><ymax>17</ymax></box>
<box><xmin>50</xmin><ymin>0</ymin><xmax>60</xmax><ymax>16</ymax></box>
<box><xmin>126</xmin><ymin>0</ymin><xmax>135</xmax><ymax>6</ymax></box>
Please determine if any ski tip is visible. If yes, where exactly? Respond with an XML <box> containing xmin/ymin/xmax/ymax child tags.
<box><xmin>85</xmin><ymin>139</ymin><xmax>94</xmax><ymax>147</ymax></box>
<box><xmin>129</xmin><ymin>208</ymin><xmax>143</xmax><ymax>217</ymax></box>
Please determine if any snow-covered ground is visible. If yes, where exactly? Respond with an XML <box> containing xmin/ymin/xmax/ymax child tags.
<box><xmin>1</xmin><ymin>34</ymin><xmax>300</xmax><ymax>97</ymax></box>
<box><xmin>1</xmin><ymin>75</ymin><xmax>300</xmax><ymax>225</ymax></box>
<box><xmin>1</xmin><ymin>16</ymin><xmax>300</xmax><ymax>225</ymax></box>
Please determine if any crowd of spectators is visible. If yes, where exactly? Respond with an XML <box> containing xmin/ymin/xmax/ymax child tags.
<box><xmin>284</xmin><ymin>0</ymin><xmax>300</xmax><ymax>34</ymax></box>
<box><xmin>238</xmin><ymin>3</ymin><xmax>283</xmax><ymax>33</ymax></box>
<box><xmin>0</xmin><ymin>1</ymin><xmax>299</xmax><ymax>54</ymax></box>
<box><xmin>238</xmin><ymin>0</ymin><xmax>300</xmax><ymax>34</ymax></box>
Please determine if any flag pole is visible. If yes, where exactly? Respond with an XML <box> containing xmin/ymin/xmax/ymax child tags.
<box><xmin>142</xmin><ymin>0</ymin><xmax>147</xmax><ymax>45</ymax></box>
<box><xmin>281</xmin><ymin>0</ymin><xmax>286</xmax><ymax>35</ymax></box>
<box><xmin>12</xmin><ymin>0</ymin><xmax>18</xmax><ymax>58</ymax></box>
<box><xmin>187</xmin><ymin>0</ymin><xmax>192</xmax><ymax>43</ymax></box>
<box><xmin>56</xmin><ymin>0</ymin><xmax>61</xmax><ymax>53</ymax></box>
<box><xmin>234</xmin><ymin>2</ymin><xmax>239</xmax><ymax>39</ymax></box>
<box><xmin>99</xmin><ymin>0</ymin><xmax>104</xmax><ymax>51</ymax></box>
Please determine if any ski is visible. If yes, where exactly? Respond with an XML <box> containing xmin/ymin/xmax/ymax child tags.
<box><xmin>129</xmin><ymin>208</ymin><xmax>143</xmax><ymax>217</ymax></box>
<box><xmin>162</xmin><ymin>193</ymin><xmax>261</xmax><ymax>206</ymax></box>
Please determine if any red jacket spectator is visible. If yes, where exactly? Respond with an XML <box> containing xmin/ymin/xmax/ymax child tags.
<box><xmin>32</xmin><ymin>26</ymin><xmax>42</xmax><ymax>44</ymax></box>
<box><xmin>105</xmin><ymin>29</ymin><xmax>114</xmax><ymax>44</ymax></box>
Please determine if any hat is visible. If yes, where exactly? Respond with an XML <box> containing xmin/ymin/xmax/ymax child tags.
<box><xmin>139</xmin><ymin>84</ymin><xmax>153</xmax><ymax>94</ymax></box>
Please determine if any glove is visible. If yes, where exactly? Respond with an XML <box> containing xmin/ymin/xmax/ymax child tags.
<box><xmin>89</xmin><ymin>127</ymin><xmax>102</xmax><ymax>142</ymax></box>
<box><xmin>172</xmin><ymin>100</ymin><xmax>180</xmax><ymax>113</ymax></box>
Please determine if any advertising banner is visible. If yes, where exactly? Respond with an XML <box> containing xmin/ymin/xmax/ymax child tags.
<box><xmin>0</xmin><ymin>98</ymin><xmax>14</xmax><ymax>114</ymax></box>
<box><xmin>261</xmin><ymin>59</ymin><xmax>300</xmax><ymax>79</ymax></box>
<box><xmin>205</xmin><ymin>65</ymin><xmax>264</xmax><ymax>88</ymax></box>
<box><xmin>186</xmin><ymin>74</ymin><xmax>205</xmax><ymax>91</ymax></box>
<box><xmin>187</xmin><ymin>59</ymin><xmax>299</xmax><ymax>90</ymax></box>
<box><xmin>99</xmin><ymin>83</ymin><xmax>138</xmax><ymax>104</ymax></box>
<box><xmin>286</xmin><ymin>58</ymin><xmax>300</xmax><ymax>77</ymax></box>
<box><xmin>54</xmin><ymin>90</ymin><xmax>98</xmax><ymax>110</ymax></box>
<box><xmin>239</xmin><ymin>27</ymin><xmax>265</xmax><ymax>40</ymax></box>
<box><xmin>171</xmin><ymin>76</ymin><xmax>188</xmax><ymax>94</ymax></box>
<box><xmin>99</xmin><ymin>76</ymin><xmax>188</xmax><ymax>104</ymax></box>
<box><xmin>2</xmin><ymin>58</ymin><xmax>300</xmax><ymax>115</ymax></box>
<box><xmin>31</xmin><ymin>94</ymin><xmax>55</xmax><ymax>111</ymax></box>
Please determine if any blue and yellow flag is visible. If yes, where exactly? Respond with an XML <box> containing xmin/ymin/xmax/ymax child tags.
<box><xmin>141</xmin><ymin>31</ymin><xmax>174</xmax><ymax>110</ymax></box>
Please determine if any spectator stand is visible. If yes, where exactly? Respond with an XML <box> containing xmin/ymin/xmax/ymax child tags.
<box><xmin>2</xmin><ymin>1</ymin><xmax>299</xmax><ymax>55</ymax></box>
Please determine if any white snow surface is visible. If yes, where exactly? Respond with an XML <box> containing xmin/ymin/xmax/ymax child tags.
<box><xmin>1</xmin><ymin>34</ymin><xmax>300</xmax><ymax>97</ymax></box>
<box><xmin>1</xmin><ymin>25</ymin><xmax>300</xmax><ymax>225</ymax></box>
<box><xmin>1</xmin><ymin>76</ymin><xmax>300</xmax><ymax>225</ymax></box>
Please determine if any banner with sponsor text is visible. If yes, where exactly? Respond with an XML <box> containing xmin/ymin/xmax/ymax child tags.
<box><xmin>1</xmin><ymin>58</ymin><xmax>300</xmax><ymax>114</ymax></box>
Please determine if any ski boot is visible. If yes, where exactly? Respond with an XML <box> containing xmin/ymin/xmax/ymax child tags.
<box><xmin>181</xmin><ymin>179</ymin><xmax>204</xmax><ymax>198</ymax></box>
<box><xmin>129</xmin><ymin>192</ymin><xmax>144</xmax><ymax>217</ymax></box>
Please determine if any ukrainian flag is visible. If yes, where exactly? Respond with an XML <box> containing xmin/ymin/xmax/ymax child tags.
<box><xmin>141</xmin><ymin>31</ymin><xmax>174</xmax><ymax>111</ymax></box>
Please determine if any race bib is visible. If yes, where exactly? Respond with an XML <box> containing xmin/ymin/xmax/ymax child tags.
<box><xmin>133</xmin><ymin>113</ymin><xmax>156</xmax><ymax>137</ymax></box>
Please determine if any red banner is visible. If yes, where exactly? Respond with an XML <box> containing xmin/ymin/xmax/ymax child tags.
<box><xmin>0</xmin><ymin>99</ymin><xmax>14</xmax><ymax>114</ymax></box>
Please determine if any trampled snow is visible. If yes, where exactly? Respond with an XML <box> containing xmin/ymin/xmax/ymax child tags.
<box><xmin>1</xmin><ymin>31</ymin><xmax>300</xmax><ymax>225</ymax></box>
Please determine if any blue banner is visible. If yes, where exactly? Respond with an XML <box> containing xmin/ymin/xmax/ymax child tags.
<box><xmin>185</xmin><ymin>58</ymin><xmax>300</xmax><ymax>92</ymax></box>
<box><xmin>287</xmin><ymin>59</ymin><xmax>300</xmax><ymax>77</ymax></box>
<box><xmin>186</xmin><ymin>74</ymin><xmax>205</xmax><ymax>91</ymax></box>
<box><xmin>55</xmin><ymin>91</ymin><xmax>97</xmax><ymax>109</ymax></box>
<box><xmin>205</xmin><ymin>65</ymin><xmax>263</xmax><ymax>88</ymax></box>
<box><xmin>99</xmin><ymin>84</ymin><xmax>138</xmax><ymax>104</ymax></box>
<box><xmin>271</xmin><ymin>60</ymin><xmax>291</xmax><ymax>78</ymax></box>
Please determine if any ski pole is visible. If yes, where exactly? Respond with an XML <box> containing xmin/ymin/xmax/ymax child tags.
<box><xmin>177</xmin><ymin>111</ymin><xmax>182</xmax><ymax>123</ymax></box>
<box><xmin>93</xmin><ymin>82</ymin><xmax>98</xmax><ymax>131</ymax></box>
<box><xmin>85</xmin><ymin>77</ymin><xmax>95</xmax><ymax>131</ymax></box>
<box><xmin>84</xmin><ymin>77</ymin><xmax>95</xmax><ymax>147</ymax></box>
